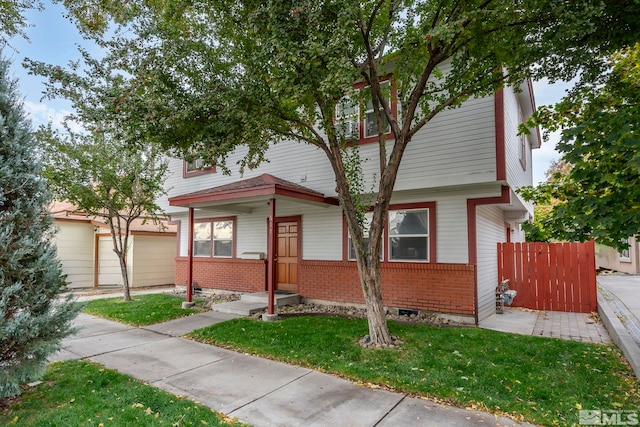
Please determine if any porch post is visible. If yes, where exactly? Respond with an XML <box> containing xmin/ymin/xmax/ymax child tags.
<box><xmin>184</xmin><ymin>207</ymin><xmax>195</xmax><ymax>307</ymax></box>
<box><xmin>266</xmin><ymin>198</ymin><xmax>277</xmax><ymax>317</ymax></box>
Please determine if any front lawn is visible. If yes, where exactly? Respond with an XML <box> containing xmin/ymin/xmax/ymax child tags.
<box><xmin>82</xmin><ymin>293</ymin><xmax>204</xmax><ymax>326</ymax></box>
<box><xmin>0</xmin><ymin>360</ymin><xmax>244</xmax><ymax>426</ymax></box>
<box><xmin>188</xmin><ymin>316</ymin><xmax>640</xmax><ymax>426</ymax></box>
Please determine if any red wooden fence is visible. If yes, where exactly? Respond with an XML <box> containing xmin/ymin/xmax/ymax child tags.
<box><xmin>497</xmin><ymin>241</ymin><xmax>597</xmax><ymax>313</ymax></box>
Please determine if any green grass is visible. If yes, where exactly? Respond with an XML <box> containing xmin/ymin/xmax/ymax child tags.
<box><xmin>82</xmin><ymin>294</ymin><xmax>205</xmax><ymax>326</ymax></box>
<box><xmin>188</xmin><ymin>316</ymin><xmax>640</xmax><ymax>426</ymax></box>
<box><xmin>0</xmin><ymin>360</ymin><xmax>245</xmax><ymax>426</ymax></box>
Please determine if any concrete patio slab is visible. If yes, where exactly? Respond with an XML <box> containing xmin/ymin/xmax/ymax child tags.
<box><xmin>90</xmin><ymin>337</ymin><xmax>237</xmax><ymax>382</ymax></box>
<box><xmin>377</xmin><ymin>395</ymin><xmax>534</xmax><ymax>426</ymax></box>
<box><xmin>230</xmin><ymin>370</ymin><xmax>403</xmax><ymax>427</ymax></box>
<box><xmin>142</xmin><ymin>311</ymin><xmax>241</xmax><ymax>337</ymax></box>
<box><xmin>155</xmin><ymin>353</ymin><xmax>312</xmax><ymax>413</ymax></box>
<box><xmin>478</xmin><ymin>309</ymin><xmax>537</xmax><ymax>335</ymax></box>
<box><xmin>62</xmin><ymin>328</ymin><xmax>166</xmax><ymax>358</ymax></box>
<box><xmin>211</xmin><ymin>300</ymin><xmax>268</xmax><ymax>316</ymax></box>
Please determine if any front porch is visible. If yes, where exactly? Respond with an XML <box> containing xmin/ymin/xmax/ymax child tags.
<box><xmin>212</xmin><ymin>291</ymin><xmax>301</xmax><ymax>316</ymax></box>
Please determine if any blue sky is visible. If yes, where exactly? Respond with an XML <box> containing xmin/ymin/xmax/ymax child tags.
<box><xmin>7</xmin><ymin>1</ymin><xmax>568</xmax><ymax>185</ymax></box>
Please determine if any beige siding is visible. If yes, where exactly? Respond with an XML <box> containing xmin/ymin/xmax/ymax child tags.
<box><xmin>53</xmin><ymin>221</ymin><xmax>95</xmax><ymax>288</ymax></box>
<box><xmin>98</xmin><ymin>235</ymin><xmax>133</xmax><ymax>286</ymax></box>
<box><xmin>476</xmin><ymin>205</ymin><xmax>507</xmax><ymax>322</ymax></box>
<box><xmin>130</xmin><ymin>235</ymin><xmax>176</xmax><ymax>287</ymax></box>
<box><xmin>596</xmin><ymin>238</ymin><xmax>640</xmax><ymax>274</ymax></box>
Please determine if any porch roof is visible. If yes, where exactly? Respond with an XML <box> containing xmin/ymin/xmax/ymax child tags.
<box><xmin>169</xmin><ymin>173</ymin><xmax>338</xmax><ymax>208</ymax></box>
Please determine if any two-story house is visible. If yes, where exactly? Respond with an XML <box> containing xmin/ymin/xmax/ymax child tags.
<box><xmin>157</xmin><ymin>80</ymin><xmax>540</xmax><ymax>325</ymax></box>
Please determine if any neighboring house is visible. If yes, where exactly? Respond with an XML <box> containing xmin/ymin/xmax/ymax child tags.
<box><xmin>158</xmin><ymin>81</ymin><xmax>541</xmax><ymax>324</ymax></box>
<box><xmin>597</xmin><ymin>237</ymin><xmax>640</xmax><ymax>274</ymax></box>
<box><xmin>50</xmin><ymin>201</ymin><xmax>177</xmax><ymax>289</ymax></box>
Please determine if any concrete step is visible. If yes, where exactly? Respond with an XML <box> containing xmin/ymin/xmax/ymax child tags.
<box><xmin>240</xmin><ymin>291</ymin><xmax>300</xmax><ymax>307</ymax></box>
<box><xmin>211</xmin><ymin>301</ymin><xmax>267</xmax><ymax>316</ymax></box>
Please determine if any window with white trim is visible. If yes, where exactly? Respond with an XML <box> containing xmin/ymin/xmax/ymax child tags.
<box><xmin>347</xmin><ymin>212</ymin><xmax>383</xmax><ymax>261</ymax></box>
<box><xmin>193</xmin><ymin>219</ymin><xmax>234</xmax><ymax>257</ymax></box>
<box><xmin>183</xmin><ymin>157</ymin><xmax>215</xmax><ymax>178</ymax></box>
<box><xmin>336</xmin><ymin>96</ymin><xmax>360</xmax><ymax>140</ymax></box>
<box><xmin>620</xmin><ymin>238</ymin><xmax>631</xmax><ymax>262</ymax></box>
<box><xmin>363</xmin><ymin>82</ymin><xmax>390</xmax><ymax>138</ymax></box>
<box><xmin>186</xmin><ymin>158</ymin><xmax>207</xmax><ymax>172</ymax></box>
<box><xmin>388</xmin><ymin>209</ymin><xmax>429</xmax><ymax>261</ymax></box>
<box><xmin>334</xmin><ymin>79</ymin><xmax>395</xmax><ymax>144</ymax></box>
<box><xmin>519</xmin><ymin>109</ymin><xmax>527</xmax><ymax>170</ymax></box>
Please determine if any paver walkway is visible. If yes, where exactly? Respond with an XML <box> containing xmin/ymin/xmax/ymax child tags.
<box><xmin>480</xmin><ymin>308</ymin><xmax>611</xmax><ymax>344</ymax></box>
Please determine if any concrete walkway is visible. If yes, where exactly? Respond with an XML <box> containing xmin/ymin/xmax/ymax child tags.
<box><xmin>53</xmin><ymin>313</ymin><xmax>533</xmax><ymax>427</ymax></box>
<box><xmin>597</xmin><ymin>275</ymin><xmax>640</xmax><ymax>379</ymax></box>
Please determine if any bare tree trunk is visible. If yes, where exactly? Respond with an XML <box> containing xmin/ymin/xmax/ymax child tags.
<box><xmin>108</xmin><ymin>214</ymin><xmax>132</xmax><ymax>302</ymax></box>
<box><xmin>357</xmin><ymin>257</ymin><xmax>393</xmax><ymax>346</ymax></box>
<box><xmin>118</xmin><ymin>255</ymin><xmax>131</xmax><ymax>302</ymax></box>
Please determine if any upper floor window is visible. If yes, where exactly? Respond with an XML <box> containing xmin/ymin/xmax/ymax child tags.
<box><xmin>193</xmin><ymin>217</ymin><xmax>235</xmax><ymax>258</ymax></box>
<box><xmin>363</xmin><ymin>84</ymin><xmax>391</xmax><ymax>138</ymax></box>
<box><xmin>336</xmin><ymin>97</ymin><xmax>360</xmax><ymax>140</ymax></box>
<box><xmin>335</xmin><ymin>79</ymin><xmax>396</xmax><ymax>145</ymax></box>
<box><xmin>183</xmin><ymin>158</ymin><xmax>216</xmax><ymax>178</ymax></box>
<box><xmin>519</xmin><ymin>109</ymin><xmax>527</xmax><ymax>170</ymax></box>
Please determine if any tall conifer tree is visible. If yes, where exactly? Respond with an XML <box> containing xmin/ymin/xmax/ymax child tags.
<box><xmin>0</xmin><ymin>54</ymin><xmax>78</xmax><ymax>399</ymax></box>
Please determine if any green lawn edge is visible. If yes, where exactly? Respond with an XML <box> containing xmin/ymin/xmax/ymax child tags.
<box><xmin>187</xmin><ymin>316</ymin><xmax>640</xmax><ymax>426</ymax></box>
<box><xmin>81</xmin><ymin>293</ymin><xmax>204</xmax><ymax>326</ymax></box>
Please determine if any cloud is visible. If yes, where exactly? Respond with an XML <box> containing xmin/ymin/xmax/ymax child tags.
<box><xmin>530</xmin><ymin>78</ymin><xmax>575</xmax><ymax>185</ymax></box>
<box><xmin>22</xmin><ymin>100</ymin><xmax>83</xmax><ymax>133</ymax></box>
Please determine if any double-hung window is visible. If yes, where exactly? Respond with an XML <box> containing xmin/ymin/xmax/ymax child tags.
<box><xmin>193</xmin><ymin>218</ymin><xmax>234</xmax><ymax>257</ymax></box>
<box><xmin>364</xmin><ymin>82</ymin><xmax>391</xmax><ymax>138</ymax></box>
<box><xmin>183</xmin><ymin>158</ymin><xmax>215</xmax><ymax>178</ymax></box>
<box><xmin>336</xmin><ymin>96</ymin><xmax>360</xmax><ymax>141</ymax></box>
<box><xmin>347</xmin><ymin>212</ymin><xmax>383</xmax><ymax>261</ymax></box>
<box><xmin>519</xmin><ymin>109</ymin><xmax>527</xmax><ymax>170</ymax></box>
<box><xmin>335</xmin><ymin>79</ymin><xmax>396</xmax><ymax>145</ymax></box>
<box><xmin>388</xmin><ymin>209</ymin><xmax>430</xmax><ymax>262</ymax></box>
<box><xmin>345</xmin><ymin>205</ymin><xmax>433</xmax><ymax>262</ymax></box>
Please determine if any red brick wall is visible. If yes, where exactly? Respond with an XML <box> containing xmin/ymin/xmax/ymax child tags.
<box><xmin>175</xmin><ymin>257</ymin><xmax>476</xmax><ymax>315</ymax></box>
<box><xmin>299</xmin><ymin>261</ymin><xmax>476</xmax><ymax>315</ymax></box>
<box><xmin>175</xmin><ymin>257</ymin><xmax>266</xmax><ymax>293</ymax></box>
